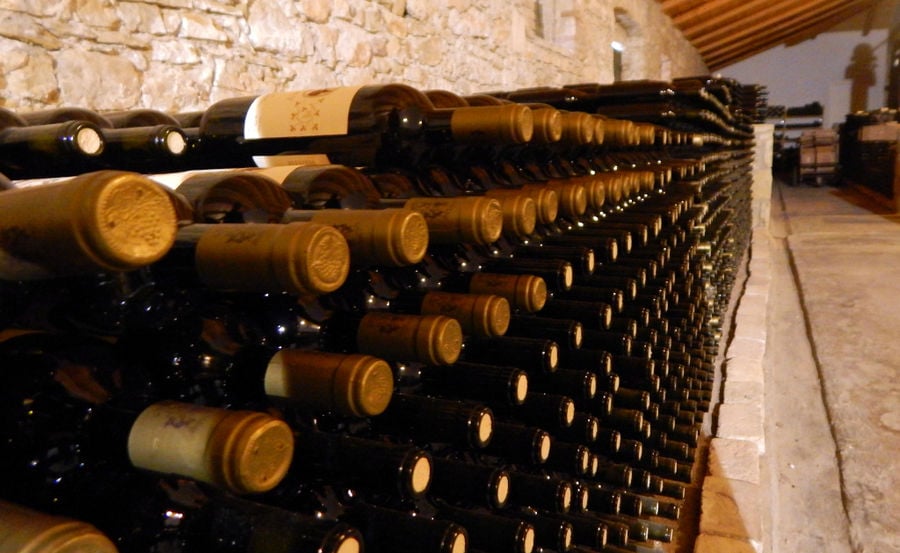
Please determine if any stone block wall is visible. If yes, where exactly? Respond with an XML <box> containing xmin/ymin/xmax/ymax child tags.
<box><xmin>0</xmin><ymin>0</ymin><xmax>706</xmax><ymax>113</ymax></box>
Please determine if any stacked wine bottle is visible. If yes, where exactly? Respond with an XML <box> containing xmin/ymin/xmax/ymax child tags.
<box><xmin>0</xmin><ymin>78</ymin><xmax>754</xmax><ymax>553</ymax></box>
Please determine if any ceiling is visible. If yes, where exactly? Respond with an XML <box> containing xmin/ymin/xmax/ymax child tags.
<box><xmin>656</xmin><ymin>0</ymin><xmax>891</xmax><ymax>70</ymax></box>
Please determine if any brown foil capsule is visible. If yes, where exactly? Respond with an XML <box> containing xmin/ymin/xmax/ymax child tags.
<box><xmin>634</xmin><ymin>123</ymin><xmax>657</xmax><ymax>146</ymax></box>
<box><xmin>404</xmin><ymin>196</ymin><xmax>503</xmax><ymax>245</ymax></box>
<box><xmin>570</xmin><ymin>175</ymin><xmax>605</xmax><ymax>212</ymax></box>
<box><xmin>0</xmin><ymin>499</ymin><xmax>119</xmax><ymax>553</ymax></box>
<box><xmin>591</xmin><ymin>116</ymin><xmax>606</xmax><ymax>145</ymax></box>
<box><xmin>264</xmin><ymin>350</ymin><xmax>394</xmax><ymax>417</ymax></box>
<box><xmin>307</xmin><ymin>208</ymin><xmax>429</xmax><ymax>266</ymax></box>
<box><xmin>491</xmin><ymin>193</ymin><xmax>537</xmax><ymax>239</ymax></box>
<box><xmin>595</xmin><ymin>173</ymin><xmax>624</xmax><ymax>205</ymax></box>
<box><xmin>451</xmin><ymin>104</ymin><xmax>534</xmax><ymax>144</ymax></box>
<box><xmin>0</xmin><ymin>170</ymin><xmax>177</xmax><ymax>279</ymax></box>
<box><xmin>127</xmin><ymin>401</ymin><xmax>294</xmax><ymax>494</ymax></box>
<box><xmin>193</xmin><ymin>222</ymin><xmax>350</xmax><ymax>295</ymax></box>
<box><xmin>600</xmin><ymin>118</ymin><xmax>634</xmax><ymax>146</ymax></box>
<box><xmin>467</xmin><ymin>273</ymin><xmax>547</xmax><ymax>313</ymax></box>
<box><xmin>356</xmin><ymin>312</ymin><xmax>463</xmax><ymax>365</ymax></box>
<box><xmin>531</xmin><ymin>181</ymin><xmax>587</xmax><ymax>220</ymax></box>
<box><xmin>486</xmin><ymin>187</ymin><xmax>558</xmax><ymax>226</ymax></box>
<box><xmin>419</xmin><ymin>291</ymin><xmax>511</xmax><ymax>338</ymax></box>
<box><xmin>558</xmin><ymin>111</ymin><xmax>594</xmax><ymax>145</ymax></box>
<box><xmin>528</xmin><ymin>106</ymin><xmax>564</xmax><ymax>144</ymax></box>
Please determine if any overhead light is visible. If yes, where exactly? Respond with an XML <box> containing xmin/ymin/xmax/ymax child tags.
<box><xmin>611</xmin><ymin>41</ymin><xmax>625</xmax><ymax>52</ymax></box>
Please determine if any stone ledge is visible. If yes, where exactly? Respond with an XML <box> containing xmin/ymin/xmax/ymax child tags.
<box><xmin>722</xmin><ymin>380</ymin><xmax>764</xmax><ymax>405</ymax></box>
<box><xmin>715</xmin><ymin>403</ymin><xmax>765</xmax><ymax>452</ymax></box>
<box><xmin>699</xmin><ymin>475</ymin><xmax>763</xmax><ymax>541</ymax></box>
<box><xmin>726</xmin><ymin>336</ymin><xmax>766</xmax><ymax>361</ymax></box>
<box><xmin>732</xmin><ymin>311</ymin><xmax>767</xmax><ymax>342</ymax></box>
<box><xmin>708</xmin><ymin>437</ymin><xmax>761</xmax><ymax>484</ymax></box>
<box><xmin>723</xmin><ymin>356</ymin><xmax>764</xmax><ymax>383</ymax></box>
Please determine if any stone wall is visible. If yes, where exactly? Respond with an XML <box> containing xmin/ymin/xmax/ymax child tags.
<box><xmin>0</xmin><ymin>0</ymin><xmax>707</xmax><ymax>113</ymax></box>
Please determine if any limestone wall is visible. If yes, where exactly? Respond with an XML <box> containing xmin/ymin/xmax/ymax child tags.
<box><xmin>0</xmin><ymin>0</ymin><xmax>707</xmax><ymax>113</ymax></box>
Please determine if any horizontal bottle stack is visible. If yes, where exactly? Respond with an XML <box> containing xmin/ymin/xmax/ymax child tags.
<box><xmin>0</xmin><ymin>77</ymin><xmax>754</xmax><ymax>553</ymax></box>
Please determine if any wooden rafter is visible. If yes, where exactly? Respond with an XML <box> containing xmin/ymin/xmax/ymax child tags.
<box><xmin>672</xmin><ymin>0</ymin><xmax>777</xmax><ymax>34</ymax></box>
<box><xmin>656</xmin><ymin>0</ymin><xmax>879</xmax><ymax>69</ymax></box>
<box><xmin>658</xmin><ymin>0</ymin><xmax>709</xmax><ymax>19</ymax></box>
<box><xmin>705</xmin><ymin>0</ymin><xmax>874</xmax><ymax>69</ymax></box>
<box><xmin>688</xmin><ymin>0</ymin><xmax>834</xmax><ymax>43</ymax></box>
<box><xmin>695</xmin><ymin>0</ymin><xmax>856</xmax><ymax>52</ymax></box>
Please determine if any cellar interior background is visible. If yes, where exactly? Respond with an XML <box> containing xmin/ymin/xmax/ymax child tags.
<box><xmin>1</xmin><ymin>1</ymin><xmax>899</xmax><ymax>553</ymax></box>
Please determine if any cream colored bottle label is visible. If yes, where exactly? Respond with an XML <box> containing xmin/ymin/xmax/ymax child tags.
<box><xmin>244</xmin><ymin>87</ymin><xmax>365</xmax><ymax>139</ymax></box>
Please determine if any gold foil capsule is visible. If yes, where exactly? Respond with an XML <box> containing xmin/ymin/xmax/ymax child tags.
<box><xmin>127</xmin><ymin>401</ymin><xmax>294</xmax><ymax>495</ymax></box>
<box><xmin>0</xmin><ymin>170</ymin><xmax>177</xmax><ymax>279</ymax></box>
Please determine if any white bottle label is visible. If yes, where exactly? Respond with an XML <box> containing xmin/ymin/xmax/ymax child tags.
<box><xmin>244</xmin><ymin>86</ymin><xmax>365</xmax><ymax>140</ymax></box>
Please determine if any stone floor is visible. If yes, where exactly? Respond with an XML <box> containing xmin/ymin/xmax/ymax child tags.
<box><xmin>763</xmin><ymin>179</ymin><xmax>900</xmax><ymax>553</ymax></box>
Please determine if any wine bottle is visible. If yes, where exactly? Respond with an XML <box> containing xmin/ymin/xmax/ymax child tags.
<box><xmin>0</xmin><ymin>107</ymin><xmax>106</xmax><ymax>178</ymax></box>
<box><xmin>437</xmin><ymin>503</ymin><xmax>536</xmax><ymax>553</ymax></box>
<box><xmin>342</xmin><ymin>502</ymin><xmax>468</xmax><ymax>553</ymax></box>
<box><xmin>147</xmin><ymin>168</ymin><xmax>293</xmax><ymax>223</ymax></box>
<box><xmin>435</xmin><ymin>272</ymin><xmax>547</xmax><ymax>313</ymax></box>
<box><xmin>499</xmin><ymin>392</ymin><xmax>575</xmax><ymax>432</ymax></box>
<box><xmin>418</xmin><ymin>90</ymin><xmax>545</xmax><ymax>191</ymax></box>
<box><xmin>13</xmin><ymin>107</ymin><xmax>195</xmax><ymax>175</ymax></box>
<box><xmin>0</xmin><ymin>499</ymin><xmax>118</xmax><ymax>553</ymax></box>
<box><xmin>505</xmin><ymin>471</ymin><xmax>573</xmax><ymax>514</ymax></box>
<box><xmin>476</xmin><ymin>256</ymin><xmax>573</xmax><ymax>295</ymax></box>
<box><xmin>194</xmin><ymin>84</ymin><xmax>532</xmax><ymax>169</ymax></box>
<box><xmin>154</xmin><ymin>165</ymin><xmax>434</xmax><ymax>269</ymax></box>
<box><xmin>279</xmin><ymin>427</ymin><xmax>433</xmax><ymax>501</ymax></box>
<box><xmin>83</xmin><ymin>473</ymin><xmax>362</xmax><ymax>553</ymax></box>
<box><xmin>429</xmin><ymin>456</ymin><xmax>511</xmax><ymax>509</ymax></box>
<box><xmin>461</xmin><ymin>335</ymin><xmax>558</xmax><ymax>375</ymax></box>
<box><xmin>538</xmin><ymin>298</ymin><xmax>612</xmax><ymax>330</ymax></box>
<box><xmin>582</xmin><ymin>330</ymin><xmax>632</xmax><ymax>356</ymax></box>
<box><xmin>486</xmin><ymin>185</ymin><xmax>558</xmax><ymax>226</ymax></box>
<box><xmin>374</xmin><ymin>392</ymin><xmax>494</xmax><ymax>449</ymax></box>
<box><xmin>544</xmin><ymin>440</ymin><xmax>591</xmax><ymax>475</ymax></box>
<box><xmin>324</xmin><ymin>274</ymin><xmax>510</xmax><ymax>338</ymax></box>
<box><xmin>153</xmin><ymin>222</ymin><xmax>351</xmax><ymax>296</ymax></box>
<box><xmin>509</xmin><ymin>508</ymin><xmax>574</xmax><ymax>553</ymax></box>
<box><xmin>102</xmin><ymin>108</ymin><xmax>181</xmax><ymax>127</ymax></box>
<box><xmin>542</xmin><ymin>511</ymin><xmax>609</xmax><ymax>550</ymax></box>
<box><xmin>74</xmin><ymin>126</ymin><xmax>186</xmax><ymax>177</ymax></box>
<box><xmin>0</xmin><ymin>331</ymin><xmax>294</xmax><ymax>500</ymax></box>
<box><xmin>558</xmin><ymin>347</ymin><xmax>612</xmax><ymax>375</ymax></box>
<box><xmin>554</xmin><ymin>411</ymin><xmax>600</xmax><ymax>444</ymax></box>
<box><xmin>419</xmin><ymin>362</ymin><xmax>529</xmax><ymax>407</ymax></box>
<box><xmin>221</xmin><ymin>295</ymin><xmax>464</xmax><ymax>367</ymax></box>
<box><xmin>286</xmin><ymin>206</ymin><xmax>430</xmax><ymax>267</ymax></box>
<box><xmin>527</xmin><ymin>368</ymin><xmax>597</xmax><ymax>402</ymax></box>
<box><xmin>119</xmin><ymin>320</ymin><xmax>395</xmax><ymax>417</ymax></box>
<box><xmin>482</xmin><ymin>422</ymin><xmax>551</xmax><ymax>465</ymax></box>
<box><xmin>505</xmin><ymin>314</ymin><xmax>583</xmax><ymax>350</ymax></box>
<box><xmin>0</xmin><ymin>171</ymin><xmax>177</xmax><ymax>279</ymax></box>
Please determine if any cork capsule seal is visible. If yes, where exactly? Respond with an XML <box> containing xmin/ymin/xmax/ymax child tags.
<box><xmin>0</xmin><ymin>500</ymin><xmax>118</xmax><ymax>553</ymax></box>
<box><xmin>264</xmin><ymin>350</ymin><xmax>394</xmax><ymax>418</ymax></box>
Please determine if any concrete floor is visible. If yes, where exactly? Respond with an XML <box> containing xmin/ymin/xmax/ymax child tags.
<box><xmin>764</xmin><ymin>179</ymin><xmax>900</xmax><ymax>553</ymax></box>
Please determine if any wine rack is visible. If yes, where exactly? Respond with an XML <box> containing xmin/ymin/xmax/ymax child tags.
<box><xmin>0</xmin><ymin>77</ymin><xmax>754</xmax><ymax>553</ymax></box>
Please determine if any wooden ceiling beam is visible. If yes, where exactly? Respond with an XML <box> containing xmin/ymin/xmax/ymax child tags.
<box><xmin>657</xmin><ymin>0</ymin><xmax>708</xmax><ymax>19</ymax></box>
<box><xmin>694</xmin><ymin>0</ymin><xmax>853</xmax><ymax>50</ymax></box>
<box><xmin>672</xmin><ymin>0</ymin><xmax>754</xmax><ymax>27</ymax></box>
<box><xmin>705</xmin><ymin>0</ymin><xmax>872</xmax><ymax>68</ymax></box>
<box><xmin>784</xmin><ymin>0</ymin><xmax>876</xmax><ymax>45</ymax></box>
<box><xmin>686</xmin><ymin>0</ymin><xmax>834</xmax><ymax>42</ymax></box>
